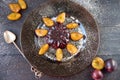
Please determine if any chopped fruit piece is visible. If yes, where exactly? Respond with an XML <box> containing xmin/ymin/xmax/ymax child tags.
<box><xmin>56</xmin><ymin>48</ymin><xmax>63</xmax><ymax>61</ymax></box>
<box><xmin>18</xmin><ymin>0</ymin><xmax>27</xmax><ymax>9</ymax></box>
<box><xmin>66</xmin><ymin>23</ymin><xmax>78</xmax><ymax>29</ymax></box>
<box><xmin>66</xmin><ymin>43</ymin><xmax>78</xmax><ymax>54</ymax></box>
<box><xmin>7</xmin><ymin>13</ymin><xmax>21</xmax><ymax>20</ymax></box>
<box><xmin>43</xmin><ymin>17</ymin><xmax>54</xmax><ymax>27</ymax></box>
<box><xmin>9</xmin><ymin>3</ymin><xmax>21</xmax><ymax>13</ymax></box>
<box><xmin>92</xmin><ymin>70</ymin><xmax>103</xmax><ymax>80</ymax></box>
<box><xmin>39</xmin><ymin>44</ymin><xmax>49</xmax><ymax>55</ymax></box>
<box><xmin>92</xmin><ymin>57</ymin><xmax>105</xmax><ymax>70</ymax></box>
<box><xmin>35</xmin><ymin>29</ymin><xmax>48</xmax><ymax>37</ymax></box>
<box><xmin>56</xmin><ymin>12</ymin><xmax>65</xmax><ymax>23</ymax></box>
<box><xmin>105</xmin><ymin>58</ymin><xmax>118</xmax><ymax>72</ymax></box>
<box><xmin>70</xmin><ymin>32</ymin><xmax>83</xmax><ymax>41</ymax></box>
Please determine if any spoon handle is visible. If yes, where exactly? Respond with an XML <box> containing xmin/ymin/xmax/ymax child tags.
<box><xmin>12</xmin><ymin>41</ymin><xmax>26</xmax><ymax>59</ymax></box>
<box><xmin>12</xmin><ymin>41</ymin><xmax>32</xmax><ymax>65</ymax></box>
<box><xmin>12</xmin><ymin>41</ymin><xmax>43</xmax><ymax>78</ymax></box>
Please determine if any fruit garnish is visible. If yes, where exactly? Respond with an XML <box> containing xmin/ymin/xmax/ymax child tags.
<box><xmin>66</xmin><ymin>23</ymin><xmax>78</xmax><ymax>29</ymax></box>
<box><xmin>39</xmin><ymin>44</ymin><xmax>49</xmax><ymax>55</ymax></box>
<box><xmin>56</xmin><ymin>48</ymin><xmax>63</xmax><ymax>61</ymax></box>
<box><xmin>56</xmin><ymin>12</ymin><xmax>66</xmax><ymax>23</ymax></box>
<box><xmin>70</xmin><ymin>32</ymin><xmax>83</xmax><ymax>41</ymax></box>
<box><xmin>42</xmin><ymin>17</ymin><xmax>54</xmax><ymax>27</ymax></box>
<box><xmin>7</xmin><ymin>13</ymin><xmax>21</xmax><ymax>20</ymax></box>
<box><xmin>37</xmin><ymin>12</ymin><xmax>86</xmax><ymax>61</ymax></box>
<box><xmin>92</xmin><ymin>57</ymin><xmax>105</xmax><ymax>70</ymax></box>
<box><xmin>35</xmin><ymin>29</ymin><xmax>48</xmax><ymax>37</ymax></box>
<box><xmin>105</xmin><ymin>58</ymin><xmax>118</xmax><ymax>72</ymax></box>
<box><xmin>9</xmin><ymin>3</ymin><xmax>21</xmax><ymax>13</ymax></box>
<box><xmin>18</xmin><ymin>0</ymin><xmax>27</xmax><ymax>9</ymax></box>
<box><xmin>7</xmin><ymin>0</ymin><xmax>27</xmax><ymax>21</ymax></box>
<box><xmin>66</xmin><ymin>43</ymin><xmax>78</xmax><ymax>54</ymax></box>
<box><xmin>92</xmin><ymin>70</ymin><xmax>103</xmax><ymax>80</ymax></box>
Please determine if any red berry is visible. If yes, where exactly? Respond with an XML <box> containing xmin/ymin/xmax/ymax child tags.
<box><xmin>92</xmin><ymin>70</ymin><xmax>103</xmax><ymax>80</ymax></box>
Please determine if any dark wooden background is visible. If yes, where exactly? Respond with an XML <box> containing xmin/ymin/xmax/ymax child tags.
<box><xmin>0</xmin><ymin>0</ymin><xmax>120</xmax><ymax>80</ymax></box>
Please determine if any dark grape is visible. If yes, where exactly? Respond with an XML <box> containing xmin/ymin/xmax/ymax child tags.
<box><xmin>92</xmin><ymin>70</ymin><xmax>103</xmax><ymax>80</ymax></box>
<box><xmin>105</xmin><ymin>58</ymin><xmax>118</xmax><ymax>72</ymax></box>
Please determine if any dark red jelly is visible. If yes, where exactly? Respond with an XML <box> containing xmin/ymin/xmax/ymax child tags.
<box><xmin>46</xmin><ymin>22</ymin><xmax>70</xmax><ymax>49</ymax></box>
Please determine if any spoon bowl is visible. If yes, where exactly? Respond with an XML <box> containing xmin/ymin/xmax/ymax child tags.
<box><xmin>4</xmin><ymin>30</ymin><xmax>16</xmax><ymax>43</ymax></box>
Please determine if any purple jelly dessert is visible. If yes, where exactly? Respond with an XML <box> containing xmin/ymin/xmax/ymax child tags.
<box><xmin>46</xmin><ymin>22</ymin><xmax>70</xmax><ymax>49</ymax></box>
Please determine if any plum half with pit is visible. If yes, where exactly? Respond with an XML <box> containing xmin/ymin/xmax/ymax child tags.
<box><xmin>105</xmin><ymin>58</ymin><xmax>118</xmax><ymax>72</ymax></box>
<box><xmin>92</xmin><ymin>57</ymin><xmax>105</xmax><ymax>70</ymax></box>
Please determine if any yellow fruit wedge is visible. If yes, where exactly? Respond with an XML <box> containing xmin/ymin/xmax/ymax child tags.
<box><xmin>67</xmin><ymin>43</ymin><xmax>78</xmax><ymax>55</ymax></box>
<box><xmin>56</xmin><ymin>48</ymin><xmax>63</xmax><ymax>61</ymax></box>
<box><xmin>66</xmin><ymin>23</ymin><xmax>78</xmax><ymax>29</ymax></box>
<box><xmin>39</xmin><ymin>44</ymin><xmax>49</xmax><ymax>55</ymax></box>
<box><xmin>42</xmin><ymin>17</ymin><xmax>54</xmax><ymax>27</ymax></box>
<box><xmin>35</xmin><ymin>29</ymin><xmax>48</xmax><ymax>37</ymax></box>
<box><xmin>70</xmin><ymin>32</ymin><xmax>83</xmax><ymax>41</ymax></box>
<box><xmin>9</xmin><ymin>3</ymin><xmax>21</xmax><ymax>13</ymax></box>
<box><xmin>7</xmin><ymin>13</ymin><xmax>21</xmax><ymax>20</ymax></box>
<box><xmin>18</xmin><ymin>0</ymin><xmax>27</xmax><ymax>9</ymax></box>
<box><xmin>56</xmin><ymin>12</ymin><xmax>66</xmax><ymax>23</ymax></box>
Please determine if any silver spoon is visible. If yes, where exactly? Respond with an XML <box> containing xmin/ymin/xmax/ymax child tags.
<box><xmin>3</xmin><ymin>30</ymin><xmax>43</xmax><ymax>78</ymax></box>
<box><xmin>3</xmin><ymin>30</ymin><xmax>26</xmax><ymax>58</ymax></box>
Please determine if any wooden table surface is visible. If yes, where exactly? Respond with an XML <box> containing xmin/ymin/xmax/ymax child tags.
<box><xmin>0</xmin><ymin>0</ymin><xmax>120</xmax><ymax>80</ymax></box>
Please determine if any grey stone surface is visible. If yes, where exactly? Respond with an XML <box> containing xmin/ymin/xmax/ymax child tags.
<box><xmin>99</xmin><ymin>26</ymin><xmax>120</xmax><ymax>55</ymax></box>
<box><xmin>0</xmin><ymin>0</ymin><xmax>120</xmax><ymax>80</ymax></box>
<box><xmin>73</xmin><ymin>0</ymin><xmax>120</xmax><ymax>26</ymax></box>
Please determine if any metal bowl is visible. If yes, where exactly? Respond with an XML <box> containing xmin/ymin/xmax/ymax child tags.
<box><xmin>20</xmin><ymin>0</ymin><xmax>100</xmax><ymax>77</ymax></box>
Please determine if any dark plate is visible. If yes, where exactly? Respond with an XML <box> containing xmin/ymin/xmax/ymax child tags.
<box><xmin>20</xmin><ymin>0</ymin><xmax>99</xmax><ymax>77</ymax></box>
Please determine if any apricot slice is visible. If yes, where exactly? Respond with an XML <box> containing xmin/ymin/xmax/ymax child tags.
<box><xmin>35</xmin><ymin>29</ymin><xmax>48</xmax><ymax>37</ymax></box>
<box><xmin>42</xmin><ymin>17</ymin><xmax>54</xmax><ymax>27</ymax></box>
<box><xmin>18</xmin><ymin>0</ymin><xmax>27</xmax><ymax>9</ymax></box>
<box><xmin>67</xmin><ymin>43</ymin><xmax>78</xmax><ymax>55</ymax></box>
<box><xmin>39</xmin><ymin>44</ymin><xmax>49</xmax><ymax>55</ymax></box>
<box><xmin>56</xmin><ymin>48</ymin><xmax>63</xmax><ymax>61</ymax></box>
<box><xmin>7</xmin><ymin>13</ymin><xmax>21</xmax><ymax>20</ymax></box>
<box><xmin>66</xmin><ymin>23</ymin><xmax>78</xmax><ymax>29</ymax></box>
<box><xmin>56</xmin><ymin>12</ymin><xmax>66</xmax><ymax>23</ymax></box>
<box><xmin>9</xmin><ymin>3</ymin><xmax>21</xmax><ymax>13</ymax></box>
<box><xmin>70</xmin><ymin>32</ymin><xmax>83</xmax><ymax>41</ymax></box>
